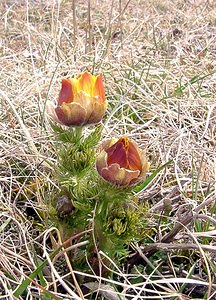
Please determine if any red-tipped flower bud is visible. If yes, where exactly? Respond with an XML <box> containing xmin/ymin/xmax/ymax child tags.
<box><xmin>96</xmin><ymin>137</ymin><xmax>149</xmax><ymax>186</ymax></box>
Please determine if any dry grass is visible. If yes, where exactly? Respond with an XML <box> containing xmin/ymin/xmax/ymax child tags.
<box><xmin>0</xmin><ymin>0</ymin><xmax>216</xmax><ymax>299</ymax></box>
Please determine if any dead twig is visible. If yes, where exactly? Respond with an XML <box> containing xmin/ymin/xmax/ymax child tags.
<box><xmin>141</xmin><ymin>242</ymin><xmax>216</xmax><ymax>254</ymax></box>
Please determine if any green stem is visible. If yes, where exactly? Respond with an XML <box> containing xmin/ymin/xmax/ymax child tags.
<box><xmin>74</xmin><ymin>126</ymin><xmax>83</xmax><ymax>139</ymax></box>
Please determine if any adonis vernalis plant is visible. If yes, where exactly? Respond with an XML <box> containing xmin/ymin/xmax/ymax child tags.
<box><xmin>47</xmin><ymin>71</ymin><xmax>151</xmax><ymax>271</ymax></box>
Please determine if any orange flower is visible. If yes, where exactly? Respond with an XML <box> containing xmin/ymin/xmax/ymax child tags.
<box><xmin>47</xmin><ymin>71</ymin><xmax>107</xmax><ymax>126</ymax></box>
<box><xmin>96</xmin><ymin>137</ymin><xmax>149</xmax><ymax>186</ymax></box>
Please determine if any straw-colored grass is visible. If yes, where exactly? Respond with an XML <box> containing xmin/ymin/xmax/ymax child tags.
<box><xmin>0</xmin><ymin>0</ymin><xmax>215</xmax><ymax>299</ymax></box>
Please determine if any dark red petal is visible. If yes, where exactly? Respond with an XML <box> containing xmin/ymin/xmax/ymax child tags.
<box><xmin>127</xmin><ymin>141</ymin><xmax>142</xmax><ymax>171</ymax></box>
<box><xmin>58</xmin><ymin>79</ymin><xmax>73</xmax><ymax>106</ymax></box>
<box><xmin>106</xmin><ymin>140</ymin><xmax>128</xmax><ymax>168</ymax></box>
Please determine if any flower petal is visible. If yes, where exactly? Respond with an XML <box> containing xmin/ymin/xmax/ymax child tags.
<box><xmin>72</xmin><ymin>91</ymin><xmax>94</xmax><ymax>120</ymax></box>
<box><xmin>101</xmin><ymin>163</ymin><xmax>140</xmax><ymax>186</ymax></box>
<box><xmin>55</xmin><ymin>102</ymin><xmax>87</xmax><ymax>126</ymax></box>
<box><xmin>127</xmin><ymin>140</ymin><xmax>142</xmax><ymax>171</ymax></box>
<box><xmin>92</xmin><ymin>74</ymin><xmax>106</xmax><ymax>102</ymax></box>
<box><xmin>58</xmin><ymin>79</ymin><xmax>74</xmax><ymax>106</ymax></box>
<box><xmin>96</xmin><ymin>150</ymin><xmax>108</xmax><ymax>174</ymax></box>
<box><xmin>105</xmin><ymin>139</ymin><xmax>128</xmax><ymax>168</ymax></box>
<box><xmin>121</xmin><ymin>168</ymin><xmax>141</xmax><ymax>185</ymax></box>
<box><xmin>77</xmin><ymin>71</ymin><xmax>95</xmax><ymax>95</ymax></box>
<box><xmin>139</xmin><ymin>150</ymin><xmax>150</xmax><ymax>179</ymax></box>
<box><xmin>101</xmin><ymin>138</ymin><xmax>117</xmax><ymax>151</ymax></box>
<box><xmin>87</xmin><ymin>100</ymin><xmax>107</xmax><ymax>124</ymax></box>
<box><xmin>46</xmin><ymin>100</ymin><xmax>63</xmax><ymax>124</ymax></box>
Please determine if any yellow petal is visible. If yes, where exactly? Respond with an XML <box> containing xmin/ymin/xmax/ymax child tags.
<box><xmin>77</xmin><ymin>71</ymin><xmax>95</xmax><ymax>95</ymax></box>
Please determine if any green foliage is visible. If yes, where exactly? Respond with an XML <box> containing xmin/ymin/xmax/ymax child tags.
<box><xmin>52</xmin><ymin>124</ymin><xmax>102</xmax><ymax>176</ymax></box>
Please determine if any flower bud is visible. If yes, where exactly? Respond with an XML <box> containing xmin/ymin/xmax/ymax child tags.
<box><xmin>96</xmin><ymin>137</ymin><xmax>149</xmax><ymax>186</ymax></box>
<box><xmin>47</xmin><ymin>71</ymin><xmax>107</xmax><ymax>126</ymax></box>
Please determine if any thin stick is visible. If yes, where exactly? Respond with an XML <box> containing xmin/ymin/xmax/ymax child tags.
<box><xmin>72</xmin><ymin>0</ymin><xmax>77</xmax><ymax>61</ymax></box>
<box><xmin>56</xmin><ymin>230</ymin><xmax>85</xmax><ymax>300</ymax></box>
<box><xmin>141</xmin><ymin>242</ymin><xmax>216</xmax><ymax>254</ymax></box>
<box><xmin>43</xmin><ymin>227</ymin><xmax>82</xmax><ymax>300</ymax></box>
<box><xmin>87</xmin><ymin>0</ymin><xmax>92</xmax><ymax>53</ymax></box>
<box><xmin>119</xmin><ymin>0</ymin><xmax>123</xmax><ymax>48</ymax></box>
